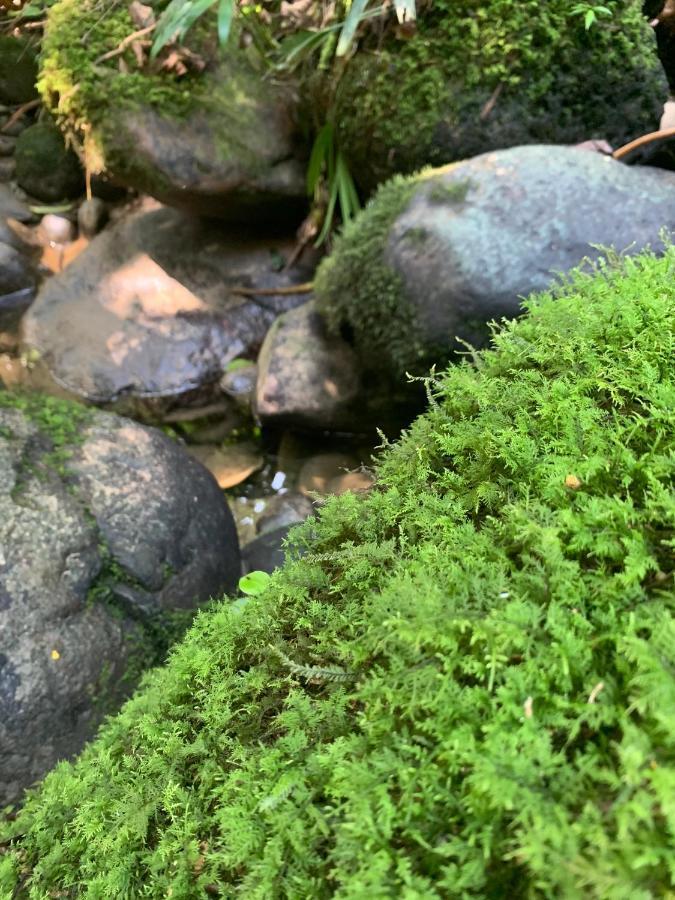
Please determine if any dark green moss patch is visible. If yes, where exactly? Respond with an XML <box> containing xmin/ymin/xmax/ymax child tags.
<box><xmin>0</xmin><ymin>36</ymin><xmax>38</xmax><ymax>105</ymax></box>
<box><xmin>2</xmin><ymin>250</ymin><xmax>673</xmax><ymax>897</ymax></box>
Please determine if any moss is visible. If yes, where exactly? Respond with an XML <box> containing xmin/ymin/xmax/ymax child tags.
<box><xmin>314</xmin><ymin>173</ymin><xmax>421</xmax><ymax>374</ymax></box>
<box><xmin>14</xmin><ymin>120</ymin><xmax>84</xmax><ymax>201</ymax></box>
<box><xmin>2</xmin><ymin>249</ymin><xmax>673</xmax><ymax>897</ymax></box>
<box><xmin>326</xmin><ymin>0</ymin><xmax>666</xmax><ymax>190</ymax></box>
<box><xmin>38</xmin><ymin>0</ymin><xmax>282</xmax><ymax>187</ymax></box>
<box><xmin>314</xmin><ymin>166</ymin><xmax>467</xmax><ymax>376</ymax></box>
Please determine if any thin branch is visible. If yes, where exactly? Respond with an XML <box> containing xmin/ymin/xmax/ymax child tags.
<box><xmin>230</xmin><ymin>281</ymin><xmax>314</xmax><ymax>297</ymax></box>
<box><xmin>93</xmin><ymin>23</ymin><xmax>156</xmax><ymax>64</ymax></box>
<box><xmin>0</xmin><ymin>98</ymin><xmax>40</xmax><ymax>133</ymax></box>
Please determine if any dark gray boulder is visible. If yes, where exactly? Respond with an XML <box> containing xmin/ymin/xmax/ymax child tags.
<box><xmin>0</xmin><ymin>396</ymin><xmax>240</xmax><ymax>804</ymax></box>
<box><xmin>21</xmin><ymin>206</ymin><xmax>314</xmax><ymax>417</ymax></box>
<box><xmin>316</xmin><ymin>145</ymin><xmax>675</xmax><ymax>376</ymax></box>
<box><xmin>14</xmin><ymin>122</ymin><xmax>84</xmax><ymax>202</ymax></box>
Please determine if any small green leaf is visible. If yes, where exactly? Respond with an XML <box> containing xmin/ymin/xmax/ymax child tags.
<box><xmin>217</xmin><ymin>0</ymin><xmax>235</xmax><ymax>44</ymax></box>
<box><xmin>336</xmin><ymin>0</ymin><xmax>369</xmax><ymax>57</ymax></box>
<box><xmin>239</xmin><ymin>570</ymin><xmax>271</xmax><ymax>596</ymax></box>
<box><xmin>307</xmin><ymin>123</ymin><xmax>334</xmax><ymax>195</ymax></box>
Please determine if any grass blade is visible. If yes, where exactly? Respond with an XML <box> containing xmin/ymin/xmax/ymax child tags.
<box><xmin>336</xmin><ymin>0</ymin><xmax>369</xmax><ymax>56</ymax></box>
<box><xmin>217</xmin><ymin>0</ymin><xmax>235</xmax><ymax>43</ymax></box>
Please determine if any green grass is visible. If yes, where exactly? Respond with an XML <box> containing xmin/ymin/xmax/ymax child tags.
<box><xmin>1</xmin><ymin>249</ymin><xmax>673</xmax><ymax>897</ymax></box>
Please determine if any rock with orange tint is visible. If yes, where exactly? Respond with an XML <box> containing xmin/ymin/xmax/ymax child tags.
<box><xmin>21</xmin><ymin>206</ymin><xmax>313</xmax><ymax>415</ymax></box>
<box><xmin>0</xmin><ymin>398</ymin><xmax>240</xmax><ymax>805</ymax></box>
<box><xmin>255</xmin><ymin>301</ymin><xmax>361</xmax><ymax>430</ymax></box>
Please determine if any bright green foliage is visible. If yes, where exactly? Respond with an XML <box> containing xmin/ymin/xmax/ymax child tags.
<box><xmin>2</xmin><ymin>252</ymin><xmax>674</xmax><ymax>897</ymax></box>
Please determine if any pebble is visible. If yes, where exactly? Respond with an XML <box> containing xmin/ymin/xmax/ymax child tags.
<box><xmin>187</xmin><ymin>443</ymin><xmax>263</xmax><ymax>489</ymax></box>
<box><xmin>77</xmin><ymin>197</ymin><xmax>108</xmax><ymax>238</ymax></box>
<box><xmin>39</xmin><ymin>214</ymin><xmax>75</xmax><ymax>245</ymax></box>
<box><xmin>297</xmin><ymin>452</ymin><xmax>359</xmax><ymax>496</ymax></box>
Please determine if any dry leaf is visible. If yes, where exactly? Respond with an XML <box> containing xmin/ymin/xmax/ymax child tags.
<box><xmin>128</xmin><ymin>0</ymin><xmax>155</xmax><ymax>29</ymax></box>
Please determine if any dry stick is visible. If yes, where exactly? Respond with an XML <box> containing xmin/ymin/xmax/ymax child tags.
<box><xmin>230</xmin><ymin>282</ymin><xmax>314</xmax><ymax>297</ymax></box>
<box><xmin>612</xmin><ymin>127</ymin><xmax>675</xmax><ymax>160</ymax></box>
<box><xmin>94</xmin><ymin>23</ymin><xmax>156</xmax><ymax>64</ymax></box>
<box><xmin>1</xmin><ymin>98</ymin><xmax>40</xmax><ymax>133</ymax></box>
<box><xmin>480</xmin><ymin>83</ymin><xmax>503</xmax><ymax>121</ymax></box>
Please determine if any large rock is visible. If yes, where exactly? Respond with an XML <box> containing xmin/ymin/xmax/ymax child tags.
<box><xmin>255</xmin><ymin>301</ymin><xmax>362</xmax><ymax>430</ymax></box>
<box><xmin>21</xmin><ymin>205</ymin><xmax>314</xmax><ymax>416</ymax></box>
<box><xmin>14</xmin><ymin>122</ymin><xmax>84</xmax><ymax>202</ymax></box>
<box><xmin>0</xmin><ymin>243</ymin><xmax>37</xmax><ymax>345</ymax></box>
<box><xmin>0</xmin><ymin>393</ymin><xmax>240</xmax><ymax>804</ymax></box>
<box><xmin>0</xmin><ymin>36</ymin><xmax>38</xmax><ymax>105</ymax></box>
<box><xmin>316</xmin><ymin>145</ymin><xmax>675</xmax><ymax>376</ymax></box>
<box><xmin>323</xmin><ymin>0</ymin><xmax>666</xmax><ymax>191</ymax></box>
<box><xmin>39</xmin><ymin>3</ymin><xmax>305</xmax><ymax>220</ymax></box>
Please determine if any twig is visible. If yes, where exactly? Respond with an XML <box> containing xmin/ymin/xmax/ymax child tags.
<box><xmin>1</xmin><ymin>98</ymin><xmax>40</xmax><ymax>133</ymax></box>
<box><xmin>480</xmin><ymin>83</ymin><xmax>503</xmax><ymax>121</ymax></box>
<box><xmin>230</xmin><ymin>282</ymin><xmax>314</xmax><ymax>297</ymax></box>
<box><xmin>94</xmin><ymin>23</ymin><xmax>156</xmax><ymax>63</ymax></box>
<box><xmin>612</xmin><ymin>127</ymin><xmax>675</xmax><ymax>161</ymax></box>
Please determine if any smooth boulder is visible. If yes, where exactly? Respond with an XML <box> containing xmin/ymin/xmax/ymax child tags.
<box><xmin>22</xmin><ymin>206</ymin><xmax>314</xmax><ymax>415</ymax></box>
<box><xmin>14</xmin><ymin>122</ymin><xmax>84</xmax><ymax>202</ymax></box>
<box><xmin>316</xmin><ymin>145</ymin><xmax>675</xmax><ymax>376</ymax></box>
<box><xmin>0</xmin><ymin>394</ymin><xmax>240</xmax><ymax>805</ymax></box>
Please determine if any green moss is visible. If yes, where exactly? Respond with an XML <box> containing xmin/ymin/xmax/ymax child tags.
<box><xmin>327</xmin><ymin>0</ymin><xmax>666</xmax><ymax>189</ymax></box>
<box><xmin>14</xmin><ymin>121</ymin><xmax>84</xmax><ymax>202</ymax></box>
<box><xmin>314</xmin><ymin>173</ymin><xmax>421</xmax><ymax>374</ymax></box>
<box><xmin>315</xmin><ymin>167</ymin><xmax>468</xmax><ymax>376</ymax></box>
<box><xmin>2</xmin><ymin>249</ymin><xmax>673</xmax><ymax>897</ymax></box>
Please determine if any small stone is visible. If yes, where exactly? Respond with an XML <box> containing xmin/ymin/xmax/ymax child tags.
<box><xmin>187</xmin><ymin>443</ymin><xmax>263</xmax><ymax>489</ymax></box>
<box><xmin>297</xmin><ymin>453</ymin><xmax>358</xmax><ymax>496</ymax></box>
<box><xmin>39</xmin><ymin>214</ymin><xmax>75</xmax><ymax>245</ymax></box>
<box><xmin>255</xmin><ymin>301</ymin><xmax>361</xmax><ymax>430</ymax></box>
<box><xmin>220</xmin><ymin>362</ymin><xmax>257</xmax><ymax>410</ymax></box>
<box><xmin>0</xmin><ymin>136</ymin><xmax>16</xmax><ymax>157</ymax></box>
<box><xmin>256</xmin><ymin>492</ymin><xmax>315</xmax><ymax>535</ymax></box>
<box><xmin>77</xmin><ymin>197</ymin><xmax>108</xmax><ymax>238</ymax></box>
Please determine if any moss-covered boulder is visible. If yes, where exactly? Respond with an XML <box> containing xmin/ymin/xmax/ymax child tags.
<box><xmin>0</xmin><ymin>391</ymin><xmax>240</xmax><ymax>806</ymax></box>
<box><xmin>315</xmin><ymin>144</ymin><xmax>675</xmax><ymax>378</ymax></box>
<box><xmin>2</xmin><ymin>251</ymin><xmax>673</xmax><ymax>896</ymax></box>
<box><xmin>14</xmin><ymin>121</ymin><xmax>84</xmax><ymax>202</ymax></box>
<box><xmin>321</xmin><ymin>0</ymin><xmax>667</xmax><ymax>191</ymax></box>
<box><xmin>0</xmin><ymin>36</ymin><xmax>38</xmax><ymax>106</ymax></box>
<box><xmin>39</xmin><ymin>0</ymin><xmax>306</xmax><ymax>220</ymax></box>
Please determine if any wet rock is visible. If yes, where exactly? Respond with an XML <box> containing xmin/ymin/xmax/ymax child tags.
<box><xmin>297</xmin><ymin>452</ymin><xmax>359</xmax><ymax>496</ymax></box>
<box><xmin>0</xmin><ymin>157</ymin><xmax>15</xmax><ymax>182</ymax></box>
<box><xmin>0</xmin><ymin>183</ymin><xmax>33</xmax><ymax>223</ymax></box>
<box><xmin>242</xmin><ymin>525</ymin><xmax>294</xmax><ymax>575</ymax></box>
<box><xmin>255</xmin><ymin>301</ymin><xmax>361</xmax><ymax>430</ymax></box>
<box><xmin>220</xmin><ymin>362</ymin><xmax>257</xmax><ymax>411</ymax></box>
<box><xmin>0</xmin><ymin>242</ymin><xmax>35</xmax><ymax>298</ymax></box>
<box><xmin>77</xmin><ymin>197</ymin><xmax>108</xmax><ymax>238</ymax></box>
<box><xmin>186</xmin><ymin>443</ymin><xmax>263</xmax><ymax>489</ymax></box>
<box><xmin>0</xmin><ymin>37</ymin><xmax>38</xmax><ymax>105</ymax></box>
<box><xmin>22</xmin><ymin>206</ymin><xmax>314</xmax><ymax>414</ymax></box>
<box><xmin>38</xmin><ymin>214</ymin><xmax>76</xmax><ymax>245</ymax></box>
<box><xmin>0</xmin><ymin>136</ymin><xmax>15</xmax><ymax>157</ymax></box>
<box><xmin>0</xmin><ymin>397</ymin><xmax>240</xmax><ymax>805</ymax></box>
<box><xmin>327</xmin><ymin>470</ymin><xmax>375</xmax><ymax>495</ymax></box>
<box><xmin>317</xmin><ymin>145</ymin><xmax>675</xmax><ymax>376</ymax></box>
<box><xmin>256</xmin><ymin>492</ymin><xmax>315</xmax><ymax>535</ymax></box>
<box><xmin>15</xmin><ymin>122</ymin><xmax>84</xmax><ymax>202</ymax></box>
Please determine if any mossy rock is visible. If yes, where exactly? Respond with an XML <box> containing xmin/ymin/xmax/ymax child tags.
<box><xmin>0</xmin><ymin>36</ymin><xmax>38</xmax><ymax>105</ymax></box>
<box><xmin>0</xmin><ymin>390</ymin><xmax>240</xmax><ymax>807</ymax></box>
<box><xmin>14</xmin><ymin>121</ymin><xmax>84</xmax><ymax>202</ymax></box>
<box><xmin>318</xmin><ymin>0</ymin><xmax>668</xmax><ymax>191</ymax></box>
<box><xmin>1</xmin><ymin>250</ymin><xmax>673</xmax><ymax>896</ymax></box>
<box><xmin>38</xmin><ymin>0</ymin><xmax>306</xmax><ymax>220</ymax></box>
<box><xmin>314</xmin><ymin>145</ymin><xmax>675</xmax><ymax>378</ymax></box>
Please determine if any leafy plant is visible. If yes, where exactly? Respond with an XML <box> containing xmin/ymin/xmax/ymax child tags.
<box><xmin>306</xmin><ymin>122</ymin><xmax>361</xmax><ymax>245</ymax></box>
<box><xmin>238</xmin><ymin>570</ymin><xmax>271</xmax><ymax>596</ymax></box>
<box><xmin>570</xmin><ymin>2</ymin><xmax>612</xmax><ymax>29</ymax></box>
<box><xmin>151</xmin><ymin>0</ymin><xmax>235</xmax><ymax>57</ymax></box>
